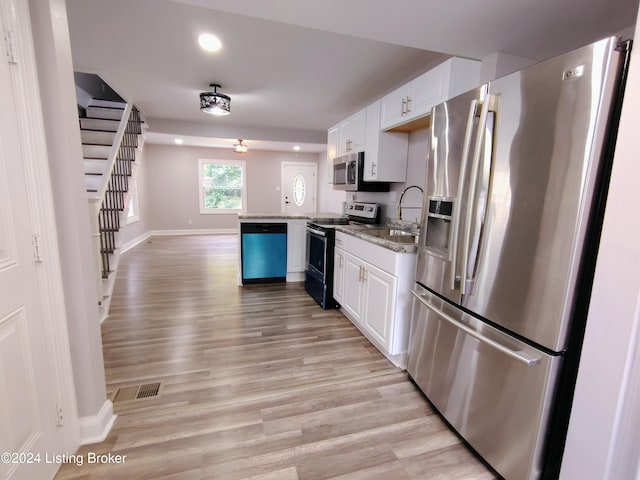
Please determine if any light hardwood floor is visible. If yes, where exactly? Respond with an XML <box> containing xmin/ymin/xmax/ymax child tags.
<box><xmin>55</xmin><ymin>234</ymin><xmax>496</xmax><ymax>480</ymax></box>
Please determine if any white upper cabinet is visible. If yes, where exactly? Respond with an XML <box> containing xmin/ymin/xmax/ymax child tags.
<box><xmin>379</xmin><ymin>86</ymin><xmax>409</xmax><ymax>132</ymax></box>
<box><xmin>380</xmin><ymin>57</ymin><xmax>481</xmax><ymax>130</ymax></box>
<box><xmin>364</xmin><ymin>100</ymin><xmax>408</xmax><ymax>182</ymax></box>
<box><xmin>337</xmin><ymin>108</ymin><xmax>366</xmax><ymax>155</ymax></box>
<box><xmin>326</xmin><ymin>57</ymin><xmax>479</xmax><ymax>184</ymax></box>
<box><xmin>327</xmin><ymin>102</ymin><xmax>409</xmax><ymax>184</ymax></box>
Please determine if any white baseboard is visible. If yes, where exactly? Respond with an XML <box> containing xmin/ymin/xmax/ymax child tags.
<box><xmin>120</xmin><ymin>229</ymin><xmax>237</xmax><ymax>254</ymax></box>
<box><xmin>79</xmin><ymin>399</ymin><xmax>117</xmax><ymax>445</ymax></box>
<box><xmin>150</xmin><ymin>228</ymin><xmax>237</xmax><ymax>236</ymax></box>
<box><xmin>339</xmin><ymin>308</ymin><xmax>407</xmax><ymax>370</ymax></box>
<box><xmin>286</xmin><ymin>272</ymin><xmax>305</xmax><ymax>282</ymax></box>
<box><xmin>120</xmin><ymin>231</ymin><xmax>153</xmax><ymax>253</ymax></box>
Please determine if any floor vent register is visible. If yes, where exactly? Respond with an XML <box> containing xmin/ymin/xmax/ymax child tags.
<box><xmin>113</xmin><ymin>382</ymin><xmax>161</xmax><ymax>403</ymax></box>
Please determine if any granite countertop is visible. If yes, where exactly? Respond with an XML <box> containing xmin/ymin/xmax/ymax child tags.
<box><xmin>238</xmin><ymin>212</ymin><xmax>419</xmax><ymax>253</ymax></box>
<box><xmin>238</xmin><ymin>212</ymin><xmax>345</xmax><ymax>221</ymax></box>
<box><xmin>335</xmin><ymin>224</ymin><xmax>420</xmax><ymax>254</ymax></box>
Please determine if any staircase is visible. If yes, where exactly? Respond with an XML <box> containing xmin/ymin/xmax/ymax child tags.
<box><xmin>79</xmin><ymin>98</ymin><xmax>143</xmax><ymax>321</ymax></box>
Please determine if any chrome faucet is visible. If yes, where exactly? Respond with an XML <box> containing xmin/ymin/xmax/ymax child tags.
<box><xmin>398</xmin><ymin>185</ymin><xmax>424</xmax><ymax>220</ymax></box>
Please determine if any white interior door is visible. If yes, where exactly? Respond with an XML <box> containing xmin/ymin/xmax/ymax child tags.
<box><xmin>0</xmin><ymin>13</ymin><xmax>60</xmax><ymax>479</ymax></box>
<box><xmin>281</xmin><ymin>162</ymin><xmax>317</xmax><ymax>213</ymax></box>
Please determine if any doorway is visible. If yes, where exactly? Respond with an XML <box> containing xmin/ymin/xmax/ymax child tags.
<box><xmin>281</xmin><ymin>162</ymin><xmax>317</xmax><ymax>213</ymax></box>
<box><xmin>0</xmin><ymin>2</ymin><xmax>68</xmax><ymax>478</ymax></box>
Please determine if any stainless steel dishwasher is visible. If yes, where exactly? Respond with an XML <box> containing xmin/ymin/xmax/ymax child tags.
<box><xmin>240</xmin><ymin>223</ymin><xmax>287</xmax><ymax>284</ymax></box>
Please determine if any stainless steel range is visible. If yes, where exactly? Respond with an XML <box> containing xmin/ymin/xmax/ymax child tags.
<box><xmin>304</xmin><ymin>202</ymin><xmax>380</xmax><ymax>308</ymax></box>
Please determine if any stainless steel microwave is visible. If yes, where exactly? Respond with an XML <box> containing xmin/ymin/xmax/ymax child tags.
<box><xmin>332</xmin><ymin>152</ymin><xmax>390</xmax><ymax>192</ymax></box>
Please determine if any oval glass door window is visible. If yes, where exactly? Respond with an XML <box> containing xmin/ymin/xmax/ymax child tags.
<box><xmin>293</xmin><ymin>172</ymin><xmax>306</xmax><ymax>206</ymax></box>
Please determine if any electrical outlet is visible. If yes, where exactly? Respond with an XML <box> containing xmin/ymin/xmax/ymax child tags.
<box><xmin>188</xmin><ymin>219</ymin><xmax>192</xmax><ymax>225</ymax></box>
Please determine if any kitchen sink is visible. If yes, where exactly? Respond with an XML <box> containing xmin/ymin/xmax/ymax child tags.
<box><xmin>377</xmin><ymin>234</ymin><xmax>419</xmax><ymax>244</ymax></box>
<box><xmin>359</xmin><ymin>227</ymin><xmax>419</xmax><ymax>244</ymax></box>
<box><xmin>364</xmin><ymin>228</ymin><xmax>416</xmax><ymax>236</ymax></box>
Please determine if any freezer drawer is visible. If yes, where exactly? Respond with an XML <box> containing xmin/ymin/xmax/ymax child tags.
<box><xmin>408</xmin><ymin>286</ymin><xmax>561</xmax><ymax>480</ymax></box>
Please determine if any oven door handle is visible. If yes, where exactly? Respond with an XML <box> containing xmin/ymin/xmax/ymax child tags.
<box><xmin>306</xmin><ymin>226</ymin><xmax>327</xmax><ymax>237</ymax></box>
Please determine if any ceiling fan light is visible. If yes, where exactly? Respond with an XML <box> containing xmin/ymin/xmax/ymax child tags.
<box><xmin>200</xmin><ymin>84</ymin><xmax>231</xmax><ymax>116</ymax></box>
<box><xmin>234</xmin><ymin>139</ymin><xmax>248</xmax><ymax>153</ymax></box>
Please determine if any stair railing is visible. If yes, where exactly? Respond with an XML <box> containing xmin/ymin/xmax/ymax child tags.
<box><xmin>88</xmin><ymin>104</ymin><xmax>141</xmax><ymax>303</ymax></box>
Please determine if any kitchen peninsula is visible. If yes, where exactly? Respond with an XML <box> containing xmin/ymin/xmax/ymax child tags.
<box><xmin>238</xmin><ymin>208</ymin><xmax>419</xmax><ymax>369</ymax></box>
<box><xmin>237</xmin><ymin>212</ymin><xmax>344</xmax><ymax>285</ymax></box>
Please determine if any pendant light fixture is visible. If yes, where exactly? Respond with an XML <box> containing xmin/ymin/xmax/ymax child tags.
<box><xmin>200</xmin><ymin>83</ymin><xmax>231</xmax><ymax>116</ymax></box>
<box><xmin>234</xmin><ymin>139</ymin><xmax>248</xmax><ymax>153</ymax></box>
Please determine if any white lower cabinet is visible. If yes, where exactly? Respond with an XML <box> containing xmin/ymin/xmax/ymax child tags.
<box><xmin>333</xmin><ymin>231</ymin><xmax>416</xmax><ymax>368</ymax></box>
<box><xmin>333</xmin><ymin>246</ymin><xmax>346</xmax><ymax>305</ymax></box>
<box><xmin>286</xmin><ymin>219</ymin><xmax>307</xmax><ymax>280</ymax></box>
<box><xmin>343</xmin><ymin>252</ymin><xmax>366</xmax><ymax>324</ymax></box>
<box><xmin>362</xmin><ymin>263</ymin><xmax>396</xmax><ymax>350</ymax></box>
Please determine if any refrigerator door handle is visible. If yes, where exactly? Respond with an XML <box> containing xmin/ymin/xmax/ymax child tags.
<box><xmin>411</xmin><ymin>289</ymin><xmax>541</xmax><ymax>366</ymax></box>
<box><xmin>465</xmin><ymin>110</ymin><xmax>495</xmax><ymax>293</ymax></box>
<box><xmin>459</xmin><ymin>97</ymin><xmax>492</xmax><ymax>295</ymax></box>
<box><xmin>450</xmin><ymin>99</ymin><xmax>479</xmax><ymax>291</ymax></box>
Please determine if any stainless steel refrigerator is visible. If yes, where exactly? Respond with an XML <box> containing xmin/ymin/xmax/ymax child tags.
<box><xmin>407</xmin><ymin>36</ymin><xmax>631</xmax><ymax>480</ymax></box>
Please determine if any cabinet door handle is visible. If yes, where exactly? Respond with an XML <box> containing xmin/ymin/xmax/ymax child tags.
<box><xmin>401</xmin><ymin>97</ymin><xmax>407</xmax><ymax>115</ymax></box>
<box><xmin>406</xmin><ymin>96</ymin><xmax>412</xmax><ymax>113</ymax></box>
<box><xmin>358</xmin><ymin>265</ymin><xmax>364</xmax><ymax>282</ymax></box>
<box><xmin>371</xmin><ymin>162</ymin><xmax>377</xmax><ymax>176</ymax></box>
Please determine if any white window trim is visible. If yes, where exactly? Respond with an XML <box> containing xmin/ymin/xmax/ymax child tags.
<box><xmin>198</xmin><ymin>158</ymin><xmax>247</xmax><ymax>214</ymax></box>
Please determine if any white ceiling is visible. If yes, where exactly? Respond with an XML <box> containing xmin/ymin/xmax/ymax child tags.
<box><xmin>65</xmin><ymin>0</ymin><xmax>637</xmax><ymax>152</ymax></box>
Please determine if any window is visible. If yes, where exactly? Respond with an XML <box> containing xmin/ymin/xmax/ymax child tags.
<box><xmin>293</xmin><ymin>172</ymin><xmax>305</xmax><ymax>206</ymax></box>
<box><xmin>198</xmin><ymin>159</ymin><xmax>246</xmax><ymax>214</ymax></box>
<box><xmin>126</xmin><ymin>163</ymin><xmax>140</xmax><ymax>224</ymax></box>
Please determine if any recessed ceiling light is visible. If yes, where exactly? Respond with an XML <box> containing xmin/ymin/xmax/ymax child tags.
<box><xmin>293</xmin><ymin>145</ymin><xmax>301</xmax><ymax>151</ymax></box>
<box><xmin>198</xmin><ymin>33</ymin><xmax>221</xmax><ymax>52</ymax></box>
<box><xmin>174</xmin><ymin>138</ymin><xmax>184</xmax><ymax>145</ymax></box>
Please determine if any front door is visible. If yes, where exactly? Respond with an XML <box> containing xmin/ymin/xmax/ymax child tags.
<box><xmin>281</xmin><ymin>162</ymin><xmax>317</xmax><ymax>213</ymax></box>
<box><xmin>0</xmin><ymin>6</ymin><xmax>61</xmax><ymax>478</ymax></box>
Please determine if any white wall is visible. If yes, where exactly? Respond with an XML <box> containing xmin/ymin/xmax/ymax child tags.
<box><xmin>479</xmin><ymin>26</ymin><xmax>636</xmax><ymax>84</ymax></box>
<box><xmin>118</xmin><ymin>147</ymin><xmax>150</xmax><ymax>245</ymax></box>
<box><xmin>145</xmin><ymin>144</ymin><xmax>321</xmax><ymax>231</ymax></box>
<box><xmin>480</xmin><ymin>52</ymin><xmax>536</xmax><ymax>82</ymax></box>
<box><xmin>394</xmin><ymin>128</ymin><xmax>429</xmax><ymax>223</ymax></box>
<box><xmin>348</xmin><ymin>128</ymin><xmax>429</xmax><ymax>224</ymax></box>
<box><xmin>29</xmin><ymin>0</ymin><xmax>110</xmax><ymax>433</ymax></box>
<box><xmin>560</xmin><ymin>11</ymin><xmax>640</xmax><ymax>479</ymax></box>
<box><xmin>27</xmin><ymin>0</ymin><xmax>640</xmax><ymax>466</ymax></box>
<box><xmin>317</xmin><ymin>149</ymin><xmax>347</xmax><ymax>213</ymax></box>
